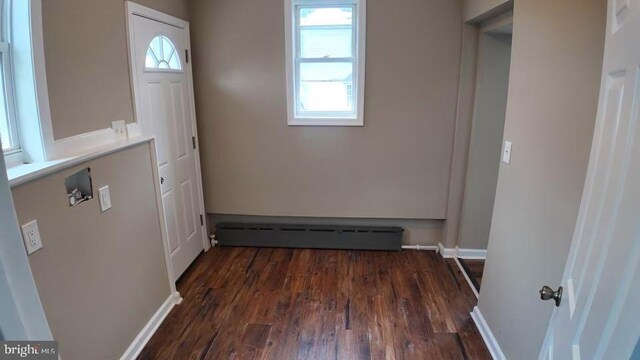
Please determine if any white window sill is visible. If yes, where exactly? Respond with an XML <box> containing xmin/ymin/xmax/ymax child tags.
<box><xmin>288</xmin><ymin>118</ymin><xmax>364</xmax><ymax>127</ymax></box>
<box><xmin>7</xmin><ymin>135</ymin><xmax>154</xmax><ymax>187</ymax></box>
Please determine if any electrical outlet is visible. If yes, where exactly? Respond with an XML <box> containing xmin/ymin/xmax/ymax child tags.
<box><xmin>21</xmin><ymin>220</ymin><xmax>43</xmax><ymax>255</ymax></box>
<box><xmin>98</xmin><ymin>185</ymin><xmax>112</xmax><ymax>212</ymax></box>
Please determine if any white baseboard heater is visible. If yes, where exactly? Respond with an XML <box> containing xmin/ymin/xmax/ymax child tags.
<box><xmin>215</xmin><ymin>223</ymin><xmax>403</xmax><ymax>251</ymax></box>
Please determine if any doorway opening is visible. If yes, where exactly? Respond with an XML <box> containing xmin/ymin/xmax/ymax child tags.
<box><xmin>458</xmin><ymin>12</ymin><xmax>513</xmax><ymax>293</ymax></box>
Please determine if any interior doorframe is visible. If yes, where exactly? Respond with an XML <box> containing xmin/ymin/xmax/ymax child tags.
<box><xmin>442</xmin><ymin>7</ymin><xmax>513</xmax><ymax>250</ymax></box>
<box><xmin>453</xmin><ymin>11</ymin><xmax>513</xmax><ymax>254</ymax></box>
<box><xmin>124</xmin><ymin>2</ymin><xmax>211</xmax><ymax>269</ymax></box>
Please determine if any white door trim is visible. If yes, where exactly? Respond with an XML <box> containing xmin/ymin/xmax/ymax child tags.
<box><xmin>125</xmin><ymin>2</ymin><xmax>211</xmax><ymax>275</ymax></box>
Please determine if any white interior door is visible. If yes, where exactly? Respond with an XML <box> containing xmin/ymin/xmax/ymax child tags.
<box><xmin>130</xmin><ymin>10</ymin><xmax>206</xmax><ymax>280</ymax></box>
<box><xmin>540</xmin><ymin>0</ymin><xmax>640</xmax><ymax>358</ymax></box>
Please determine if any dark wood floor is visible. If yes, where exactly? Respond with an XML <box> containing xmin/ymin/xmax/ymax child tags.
<box><xmin>139</xmin><ymin>247</ymin><xmax>491</xmax><ymax>359</ymax></box>
<box><xmin>458</xmin><ymin>259</ymin><xmax>485</xmax><ymax>292</ymax></box>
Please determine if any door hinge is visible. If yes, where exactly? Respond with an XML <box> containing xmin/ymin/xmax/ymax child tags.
<box><xmin>185</xmin><ymin>49</ymin><xmax>189</xmax><ymax>63</ymax></box>
<box><xmin>200</xmin><ymin>214</ymin><xmax>204</xmax><ymax>226</ymax></box>
<box><xmin>192</xmin><ymin>136</ymin><xmax>197</xmax><ymax>149</ymax></box>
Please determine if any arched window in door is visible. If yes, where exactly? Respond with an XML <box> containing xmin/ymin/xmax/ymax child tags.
<box><xmin>145</xmin><ymin>35</ymin><xmax>182</xmax><ymax>71</ymax></box>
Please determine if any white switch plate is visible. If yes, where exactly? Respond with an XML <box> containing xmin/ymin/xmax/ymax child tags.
<box><xmin>503</xmin><ymin>140</ymin><xmax>513</xmax><ymax>164</ymax></box>
<box><xmin>21</xmin><ymin>220</ymin><xmax>43</xmax><ymax>255</ymax></box>
<box><xmin>111</xmin><ymin>120</ymin><xmax>127</xmax><ymax>137</ymax></box>
<box><xmin>98</xmin><ymin>186</ymin><xmax>112</xmax><ymax>212</ymax></box>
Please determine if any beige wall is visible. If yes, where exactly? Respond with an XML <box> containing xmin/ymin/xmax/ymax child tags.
<box><xmin>11</xmin><ymin>143</ymin><xmax>170</xmax><ymax>360</ymax></box>
<box><xmin>477</xmin><ymin>0</ymin><xmax>606</xmax><ymax>358</ymax></box>
<box><xmin>0</xmin><ymin>153</ymin><xmax>52</xmax><ymax>340</ymax></box>
<box><xmin>459</xmin><ymin>32</ymin><xmax>511</xmax><ymax>250</ymax></box>
<box><xmin>190</xmin><ymin>0</ymin><xmax>462</xmax><ymax>219</ymax></box>
<box><xmin>43</xmin><ymin>0</ymin><xmax>189</xmax><ymax>139</ymax></box>
<box><xmin>442</xmin><ymin>23</ymin><xmax>479</xmax><ymax>248</ymax></box>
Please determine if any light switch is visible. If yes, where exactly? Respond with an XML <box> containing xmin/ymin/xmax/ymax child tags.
<box><xmin>21</xmin><ymin>220</ymin><xmax>43</xmax><ymax>255</ymax></box>
<box><xmin>98</xmin><ymin>186</ymin><xmax>112</xmax><ymax>212</ymax></box>
<box><xmin>503</xmin><ymin>141</ymin><xmax>513</xmax><ymax>164</ymax></box>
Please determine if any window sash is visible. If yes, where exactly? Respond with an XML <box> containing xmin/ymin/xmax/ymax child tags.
<box><xmin>294</xmin><ymin>58</ymin><xmax>356</xmax><ymax>118</ymax></box>
<box><xmin>0</xmin><ymin>42</ymin><xmax>20</xmax><ymax>155</ymax></box>
<box><xmin>293</xmin><ymin>3</ymin><xmax>359</xmax><ymax>119</ymax></box>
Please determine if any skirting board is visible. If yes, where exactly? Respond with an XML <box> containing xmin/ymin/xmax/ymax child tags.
<box><xmin>120</xmin><ymin>291</ymin><xmax>182</xmax><ymax>360</ymax></box>
<box><xmin>470</xmin><ymin>306</ymin><xmax>506</xmax><ymax>360</ymax></box>
<box><xmin>438</xmin><ymin>243</ymin><xmax>457</xmax><ymax>258</ymax></box>
<box><xmin>438</xmin><ymin>243</ymin><xmax>487</xmax><ymax>259</ymax></box>
<box><xmin>454</xmin><ymin>257</ymin><xmax>479</xmax><ymax>298</ymax></box>
<box><xmin>401</xmin><ymin>245</ymin><xmax>439</xmax><ymax>251</ymax></box>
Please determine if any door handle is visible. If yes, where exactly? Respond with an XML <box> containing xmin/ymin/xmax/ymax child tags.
<box><xmin>540</xmin><ymin>285</ymin><xmax>563</xmax><ymax>307</ymax></box>
<box><xmin>160</xmin><ymin>177</ymin><xmax>165</xmax><ymax>185</ymax></box>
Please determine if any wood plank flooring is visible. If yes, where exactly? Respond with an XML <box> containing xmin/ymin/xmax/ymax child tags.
<box><xmin>138</xmin><ymin>247</ymin><xmax>491</xmax><ymax>360</ymax></box>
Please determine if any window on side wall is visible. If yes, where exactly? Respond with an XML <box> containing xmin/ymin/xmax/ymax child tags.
<box><xmin>285</xmin><ymin>0</ymin><xmax>366</xmax><ymax>126</ymax></box>
<box><xmin>0</xmin><ymin>0</ymin><xmax>21</xmax><ymax>165</ymax></box>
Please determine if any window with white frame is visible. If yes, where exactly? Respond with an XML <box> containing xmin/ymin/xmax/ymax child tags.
<box><xmin>145</xmin><ymin>35</ymin><xmax>183</xmax><ymax>71</ymax></box>
<box><xmin>285</xmin><ymin>0</ymin><xmax>366</xmax><ymax>126</ymax></box>
<box><xmin>0</xmin><ymin>0</ymin><xmax>20</xmax><ymax>157</ymax></box>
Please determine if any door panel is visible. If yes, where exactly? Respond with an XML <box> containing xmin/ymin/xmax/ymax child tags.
<box><xmin>162</xmin><ymin>190</ymin><xmax>180</xmax><ymax>254</ymax></box>
<box><xmin>132</xmin><ymin>14</ymin><xmax>204</xmax><ymax>279</ymax></box>
<box><xmin>147</xmin><ymin>82</ymin><xmax>169</xmax><ymax>167</ymax></box>
<box><xmin>541</xmin><ymin>1</ymin><xmax>640</xmax><ymax>358</ymax></box>
<box><xmin>171</xmin><ymin>83</ymin><xmax>189</xmax><ymax>160</ymax></box>
<box><xmin>180</xmin><ymin>179</ymin><xmax>197</xmax><ymax>239</ymax></box>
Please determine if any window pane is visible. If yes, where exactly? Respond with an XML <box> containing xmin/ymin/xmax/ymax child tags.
<box><xmin>169</xmin><ymin>53</ymin><xmax>180</xmax><ymax>69</ymax></box>
<box><xmin>162</xmin><ymin>37</ymin><xmax>174</xmax><ymax>61</ymax></box>
<box><xmin>299</xmin><ymin>62</ymin><xmax>353</xmax><ymax>113</ymax></box>
<box><xmin>145</xmin><ymin>48</ymin><xmax>158</xmax><ymax>68</ymax></box>
<box><xmin>145</xmin><ymin>36</ymin><xmax>182</xmax><ymax>71</ymax></box>
<box><xmin>0</xmin><ymin>66</ymin><xmax>12</xmax><ymax>150</ymax></box>
<box><xmin>0</xmin><ymin>115</ymin><xmax>10</xmax><ymax>151</ymax></box>
<box><xmin>300</xmin><ymin>7</ymin><xmax>353</xmax><ymax>26</ymax></box>
<box><xmin>300</xmin><ymin>27</ymin><xmax>352</xmax><ymax>58</ymax></box>
<box><xmin>150</xmin><ymin>37</ymin><xmax>162</xmax><ymax>60</ymax></box>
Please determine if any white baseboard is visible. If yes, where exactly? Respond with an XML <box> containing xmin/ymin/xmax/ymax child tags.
<box><xmin>120</xmin><ymin>291</ymin><xmax>182</xmax><ymax>360</ymax></box>
<box><xmin>454</xmin><ymin>257</ymin><xmax>479</xmax><ymax>298</ymax></box>
<box><xmin>457</xmin><ymin>247</ymin><xmax>487</xmax><ymax>259</ymax></box>
<box><xmin>401</xmin><ymin>245</ymin><xmax>439</xmax><ymax>251</ymax></box>
<box><xmin>470</xmin><ymin>306</ymin><xmax>506</xmax><ymax>360</ymax></box>
<box><xmin>439</xmin><ymin>243</ymin><xmax>485</xmax><ymax>298</ymax></box>
<box><xmin>437</xmin><ymin>243</ymin><xmax>487</xmax><ymax>259</ymax></box>
<box><xmin>438</xmin><ymin>243</ymin><xmax>458</xmax><ymax>258</ymax></box>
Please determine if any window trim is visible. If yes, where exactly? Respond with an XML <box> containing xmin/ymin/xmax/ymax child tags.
<box><xmin>285</xmin><ymin>0</ymin><xmax>366</xmax><ymax>127</ymax></box>
<box><xmin>0</xmin><ymin>4</ymin><xmax>21</xmax><ymax>159</ymax></box>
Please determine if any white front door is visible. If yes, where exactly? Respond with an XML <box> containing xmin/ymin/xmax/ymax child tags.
<box><xmin>540</xmin><ymin>0</ymin><xmax>640</xmax><ymax>358</ymax></box>
<box><xmin>129</xmin><ymin>9</ymin><xmax>207</xmax><ymax>280</ymax></box>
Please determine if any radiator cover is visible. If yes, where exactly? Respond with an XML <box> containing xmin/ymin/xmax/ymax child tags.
<box><xmin>215</xmin><ymin>223</ymin><xmax>403</xmax><ymax>251</ymax></box>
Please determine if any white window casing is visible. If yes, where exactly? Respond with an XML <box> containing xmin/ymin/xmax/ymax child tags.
<box><xmin>285</xmin><ymin>0</ymin><xmax>366</xmax><ymax>126</ymax></box>
<box><xmin>0</xmin><ymin>42</ymin><xmax>22</xmax><ymax>165</ymax></box>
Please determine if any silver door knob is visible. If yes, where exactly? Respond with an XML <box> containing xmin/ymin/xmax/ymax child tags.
<box><xmin>540</xmin><ymin>285</ymin><xmax>562</xmax><ymax>307</ymax></box>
